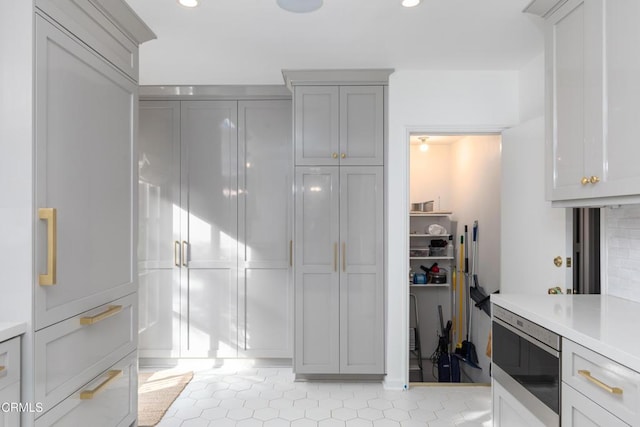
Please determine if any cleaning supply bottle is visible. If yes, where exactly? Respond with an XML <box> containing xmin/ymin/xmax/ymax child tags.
<box><xmin>446</xmin><ymin>235</ymin><xmax>454</xmax><ymax>258</ymax></box>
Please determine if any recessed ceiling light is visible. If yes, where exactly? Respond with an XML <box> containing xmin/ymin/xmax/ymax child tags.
<box><xmin>277</xmin><ymin>0</ymin><xmax>323</xmax><ymax>13</ymax></box>
<box><xmin>178</xmin><ymin>0</ymin><xmax>198</xmax><ymax>7</ymax></box>
<box><xmin>402</xmin><ymin>0</ymin><xmax>420</xmax><ymax>7</ymax></box>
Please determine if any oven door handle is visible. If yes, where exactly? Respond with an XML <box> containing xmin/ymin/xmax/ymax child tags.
<box><xmin>493</xmin><ymin>317</ymin><xmax>560</xmax><ymax>358</ymax></box>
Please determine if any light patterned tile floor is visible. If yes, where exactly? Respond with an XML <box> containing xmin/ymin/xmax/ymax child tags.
<box><xmin>153</xmin><ymin>365</ymin><xmax>491</xmax><ymax>427</ymax></box>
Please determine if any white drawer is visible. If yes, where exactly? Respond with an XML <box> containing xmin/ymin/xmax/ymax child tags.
<box><xmin>35</xmin><ymin>293</ymin><xmax>136</xmax><ymax>413</ymax></box>
<box><xmin>562</xmin><ymin>383</ymin><xmax>628</xmax><ymax>427</ymax></box>
<box><xmin>35</xmin><ymin>351</ymin><xmax>137</xmax><ymax>427</ymax></box>
<box><xmin>35</xmin><ymin>0</ymin><xmax>139</xmax><ymax>80</ymax></box>
<box><xmin>562</xmin><ymin>338</ymin><xmax>640</xmax><ymax>425</ymax></box>
<box><xmin>0</xmin><ymin>337</ymin><xmax>20</xmax><ymax>392</ymax></box>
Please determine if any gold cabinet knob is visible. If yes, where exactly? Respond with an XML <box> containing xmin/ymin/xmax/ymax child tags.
<box><xmin>581</xmin><ymin>177</ymin><xmax>590</xmax><ymax>185</ymax></box>
<box><xmin>332</xmin><ymin>153</ymin><xmax>338</xmax><ymax>159</ymax></box>
<box><xmin>554</xmin><ymin>256</ymin><xmax>563</xmax><ymax>267</ymax></box>
<box><xmin>341</xmin><ymin>153</ymin><xmax>346</xmax><ymax>159</ymax></box>
<box><xmin>590</xmin><ymin>176</ymin><xmax>600</xmax><ymax>184</ymax></box>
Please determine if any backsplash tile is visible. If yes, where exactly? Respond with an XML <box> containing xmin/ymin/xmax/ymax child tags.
<box><xmin>606</xmin><ymin>204</ymin><xmax>640</xmax><ymax>302</ymax></box>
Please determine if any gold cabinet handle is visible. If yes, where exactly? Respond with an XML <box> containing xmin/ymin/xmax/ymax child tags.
<box><xmin>0</xmin><ymin>366</ymin><xmax>5</xmax><ymax>373</ymax></box>
<box><xmin>289</xmin><ymin>240</ymin><xmax>293</xmax><ymax>267</ymax></box>
<box><xmin>578</xmin><ymin>370</ymin><xmax>623</xmax><ymax>395</ymax></box>
<box><xmin>341</xmin><ymin>153</ymin><xmax>346</xmax><ymax>159</ymax></box>
<box><xmin>80</xmin><ymin>305</ymin><xmax>123</xmax><ymax>326</ymax></box>
<box><xmin>39</xmin><ymin>208</ymin><xmax>57</xmax><ymax>286</ymax></box>
<box><xmin>334</xmin><ymin>243</ymin><xmax>338</xmax><ymax>272</ymax></box>
<box><xmin>342</xmin><ymin>242</ymin><xmax>346</xmax><ymax>272</ymax></box>
<box><xmin>332</xmin><ymin>152</ymin><xmax>338</xmax><ymax>159</ymax></box>
<box><xmin>581</xmin><ymin>177</ymin><xmax>590</xmax><ymax>185</ymax></box>
<box><xmin>590</xmin><ymin>176</ymin><xmax>600</xmax><ymax>184</ymax></box>
<box><xmin>182</xmin><ymin>241</ymin><xmax>189</xmax><ymax>267</ymax></box>
<box><xmin>174</xmin><ymin>241</ymin><xmax>181</xmax><ymax>267</ymax></box>
<box><xmin>80</xmin><ymin>370</ymin><xmax>122</xmax><ymax>400</ymax></box>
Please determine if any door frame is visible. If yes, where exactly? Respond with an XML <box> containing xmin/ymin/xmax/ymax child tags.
<box><xmin>388</xmin><ymin>124</ymin><xmax>506</xmax><ymax>390</ymax></box>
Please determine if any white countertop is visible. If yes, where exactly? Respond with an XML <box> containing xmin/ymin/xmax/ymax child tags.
<box><xmin>0</xmin><ymin>322</ymin><xmax>26</xmax><ymax>343</ymax></box>
<box><xmin>491</xmin><ymin>294</ymin><xmax>640</xmax><ymax>373</ymax></box>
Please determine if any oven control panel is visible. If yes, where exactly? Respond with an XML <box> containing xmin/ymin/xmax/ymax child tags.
<box><xmin>493</xmin><ymin>305</ymin><xmax>560</xmax><ymax>351</ymax></box>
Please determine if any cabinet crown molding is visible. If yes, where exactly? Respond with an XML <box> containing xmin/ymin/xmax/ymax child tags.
<box><xmin>89</xmin><ymin>0</ymin><xmax>156</xmax><ymax>43</ymax></box>
<box><xmin>523</xmin><ymin>0</ymin><xmax>568</xmax><ymax>17</ymax></box>
<box><xmin>281</xmin><ymin>69</ymin><xmax>394</xmax><ymax>91</ymax></box>
<box><xmin>139</xmin><ymin>85</ymin><xmax>292</xmax><ymax>100</ymax></box>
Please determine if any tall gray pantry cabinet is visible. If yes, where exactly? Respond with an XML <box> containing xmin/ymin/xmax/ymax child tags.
<box><xmin>0</xmin><ymin>0</ymin><xmax>154</xmax><ymax>426</ymax></box>
<box><xmin>285</xmin><ymin>70</ymin><xmax>391</xmax><ymax>376</ymax></box>
<box><xmin>138</xmin><ymin>93</ymin><xmax>294</xmax><ymax>360</ymax></box>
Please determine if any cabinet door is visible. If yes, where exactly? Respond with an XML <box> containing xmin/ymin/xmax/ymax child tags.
<box><xmin>546</xmin><ymin>0</ymin><xmax>603</xmax><ymax>201</ymax></box>
<box><xmin>562</xmin><ymin>383</ymin><xmax>628</xmax><ymax>427</ymax></box>
<box><xmin>237</xmin><ymin>100</ymin><xmax>293</xmax><ymax>358</ymax></box>
<box><xmin>138</xmin><ymin>101</ymin><xmax>181</xmax><ymax>358</ymax></box>
<box><xmin>492</xmin><ymin>380</ymin><xmax>547</xmax><ymax>427</ymax></box>
<box><xmin>138</xmin><ymin>101</ymin><xmax>181</xmax><ymax>270</ymax></box>
<box><xmin>0</xmin><ymin>382</ymin><xmax>20</xmax><ymax>427</ymax></box>
<box><xmin>180</xmin><ymin>101</ymin><xmax>238</xmax><ymax>357</ymax></box>
<box><xmin>34</xmin><ymin>16</ymin><xmax>136</xmax><ymax>330</ymax></box>
<box><xmin>294</xmin><ymin>86</ymin><xmax>340</xmax><ymax>166</ymax></box>
<box><xmin>294</xmin><ymin>167</ymin><xmax>340</xmax><ymax>373</ymax></box>
<box><xmin>339</xmin><ymin>87</ymin><xmax>384</xmax><ymax>166</ymax></box>
<box><xmin>599</xmin><ymin>0</ymin><xmax>640</xmax><ymax>198</ymax></box>
<box><xmin>339</xmin><ymin>167</ymin><xmax>384</xmax><ymax>374</ymax></box>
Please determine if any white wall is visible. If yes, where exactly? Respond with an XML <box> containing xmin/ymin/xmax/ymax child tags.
<box><xmin>409</xmin><ymin>144</ymin><xmax>452</xmax><ymax>210</ymax></box>
<box><xmin>386</xmin><ymin>69</ymin><xmax>519</xmax><ymax>389</ymax></box>
<box><xmin>450</xmin><ymin>135</ymin><xmax>501</xmax><ymax>383</ymax></box>
<box><xmin>519</xmin><ymin>53</ymin><xmax>545</xmax><ymax>123</ymax></box>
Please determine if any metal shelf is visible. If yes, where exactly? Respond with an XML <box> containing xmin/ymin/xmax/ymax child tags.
<box><xmin>409</xmin><ymin>234</ymin><xmax>452</xmax><ymax>238</ymax></box>
<box><xmin>409</xmin><ymin>283</ymin><xmax>451</xmax><ymax>288</ymax></box>
<box><xmin>409</xmin><ymin>211</ymin><xmax>452</xmax><ymax>217</ymax></box>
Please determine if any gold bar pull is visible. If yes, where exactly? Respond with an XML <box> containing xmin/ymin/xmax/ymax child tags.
<box><xmin>39</xmin><ymin>208</ymin><xmax>57</xmax><ymax>286</ymax></box>
<box><xmin>578</xmin><ymin>370</ymin><xmax>623</xmax><ymax>395</ymax></box>
<box><xmin>174</xmin><ymin>241</ymin><xmax>181</xmax><ymax>267</ymax></box>
<box><xmin>334</xmin><ymin>243</ymin><xmax>338</xmax><ymax>272</ymax></box>
<box><xmin>182</xmin><ymin>241</ymin><xmax>189</xmax><ymax>267</ymax></box>
<box><xmin>289</xmin><ymin>240</ymin><xmax>293</xmax><ymax>267</ymax></box>
<box><xmin>80</xmin><ymin>305</ymin><xmax>123</xmax><ymax>326</ymax></box>
<box><xmin>342</xmin><ymin>242</ymin><xmax>346</xmax><ymax>272</ymax></box>
<box><xmin>80</xmin><ymin>370</ymin><xmax>122</xmax><ymax>400</ymax></box>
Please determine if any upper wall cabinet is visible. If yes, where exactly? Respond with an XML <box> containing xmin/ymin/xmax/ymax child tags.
<box><xmin>287</xmin><ymin>69</ymin><xmax>391</xmax><ymax>166</ymax></box>
<box><xmin>541</xmin><ymin>0</ymin><xmax>640</xmax><ymax>205</ymax></box>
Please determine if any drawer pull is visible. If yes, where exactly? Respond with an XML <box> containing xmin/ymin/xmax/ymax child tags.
<box><xmin>39</xmin><ymin>208</ymin><xmax>57</xmax><ymax>286</ymax></box>
<box><xmin>80</xmin><ymin>370</ymin><xmax>122</xmax><ymax>400</ymax></box>
<box><xmin>0</xmin><ymin>366</ymin><xmax>4</xmax><ymax>373</ymax></box>
<box><xmin>578</xmin><ymin>369</ymin><xmax>623</xmax><ymax>395</ymax></box>
<box><xmin>80</xmin><ymin>305</ymin><xmax>123</xmax><ymax>326</ymax></box>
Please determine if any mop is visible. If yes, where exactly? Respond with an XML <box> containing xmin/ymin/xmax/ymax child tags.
<box><xmin>455</xmin><ymin>222</ymin><xmax>481</xmax><ymax>369</ymax></box>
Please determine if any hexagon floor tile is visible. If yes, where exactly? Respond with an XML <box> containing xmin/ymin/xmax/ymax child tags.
<box><xmin>151</xmin><ymin>367</ymin><xmax>491</xmax><ymax>426</ymax></box>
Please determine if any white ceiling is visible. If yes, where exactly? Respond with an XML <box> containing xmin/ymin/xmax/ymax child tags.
<box><xmin>125</xmin><ymin>0</ymin><xmax>544</xmax><ymax>85</ymax></box>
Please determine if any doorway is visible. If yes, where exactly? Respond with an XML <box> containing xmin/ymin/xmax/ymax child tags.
<box><xmin>407</xmin><ymin>133</ymin><xmax>501</xmax><ymax>384</ymax></box>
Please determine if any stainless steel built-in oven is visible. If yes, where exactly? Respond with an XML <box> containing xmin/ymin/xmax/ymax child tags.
<box><xmin>492</xmin><ymin>305</ymin><xmax>561</xmax><ymax>426</ymax></box>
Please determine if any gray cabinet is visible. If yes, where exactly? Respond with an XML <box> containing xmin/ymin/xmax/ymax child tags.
<box><xmin>287</xmin><ymin>70</ymin><xmax>389</xmax><ymax>377</ymax></box>
<box><xmin>138</xmin><ymin>98</ymin><xmax>293</xmax><ymax>360</ymax></box>
<box><xmin>237</xmin><ymin>100</ymin><xmax>294</xmax><ymax>358</ymax></box>
<box><xmin>294</xmin><ymin>166</ymin><xmax>384</xmax><ymax>375</ymax></box>
<box><xmin>180</xmin><ymin>100</ymin><xmax>239</xmax><ymax>358</ymax></box>
<box><xmin>543</xmin><ymin>0</ymin><xmax>640</xmax><ymax>204</ymax></box>
<box><xmin>294</xmin><ymin>86</ymin><xmax>384</xmax><ymax>166</ymax></box>
<box><xmin>0</xmin><ymin>1</ymin><xmax>153</xmax><ymax>426</ymax></box>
